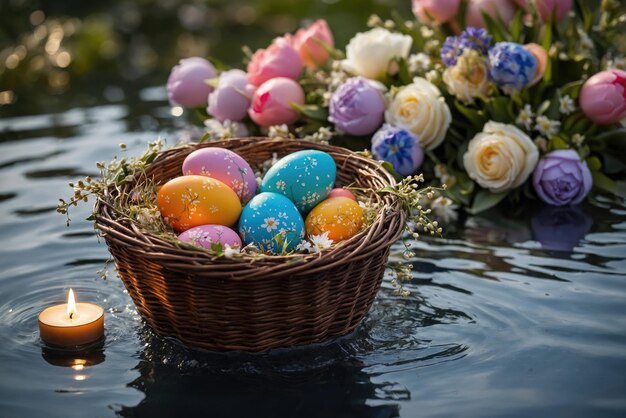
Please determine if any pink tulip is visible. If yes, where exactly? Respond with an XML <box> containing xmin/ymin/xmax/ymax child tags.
<box><xmin>207</xmin><ymin>69</ymin><xmax>256</xmax><ymax>122</ymax></box>
<box><xmin>580</xmin><ymin>69</ymin><xmax>626</xmax><ymax>126</ymax></box>
<box><xmin>167</xmin><ymin>57</ymin><xmax>216</xmax><ymax>107</ymax></box>
<box><xmin>465</xmin><ymin>0</ymin><xmax>516</xmax><ymax>28</ymax></box>
<box><xmin>524</xmin><ymin>43</ymin><xmax>548</xmax><ymax>86</ymax></box>
<box><xmin>247</xmin><ymin>37</ymin><xmax>303</xmax><ymax>87</ymax></box>
<box><xmin>248</xmin><ymin>77</ymin><xmax>305</xmax><ymax>126</ymax></box>
<box><xmin>514</xmin><ymin>0</ymin><xmax>573</xmax><ymax>22</ymax></box>
<box><xmin>412</xmin><ymin>0</ymin><xmax>461</xmax><ymax>24</ymax></box>
<box><xmin>291</xmin><ymin>19</ymin><xmax>334</xmax><ymax>69</ymax></box>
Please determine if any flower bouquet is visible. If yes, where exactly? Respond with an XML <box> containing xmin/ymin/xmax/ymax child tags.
<box><xmin>167</xmin><ymin>0</ymin><xmax>626</xmax><ymax>217</ymax></box>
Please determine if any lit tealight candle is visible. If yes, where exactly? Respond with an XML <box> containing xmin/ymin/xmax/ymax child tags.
<box><xmin>38</xmin><ymin>289</ymin><xmax>104</xmax><ymax>347</ymax></box>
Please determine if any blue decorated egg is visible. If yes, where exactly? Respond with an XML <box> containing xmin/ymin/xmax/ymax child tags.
<box><xmin>260</xmin><ymin>150</ymin><xmax>336</xmax><ymax>214</ymax></box>
<box><xmin>239</xmin><ymin>192</ymin><xmax>305</xmax><ymax>254</ymax></box>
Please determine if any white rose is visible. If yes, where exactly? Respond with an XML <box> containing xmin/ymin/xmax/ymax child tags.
<box><xmin>385</xmin><ymin>77</ymin><xmax>451</xmax><ymax>150</ymax></box>
<box><xmin>342</xmin><ymin>28</ymin><xmax>412</xmax><ymax>80</ymax></box>
<box><xmin>463</xmin><ymin>121</ymin><xmax>539</xmax><ymax>193</ymax></box>
<box><xmin>443</xmin><ymin>50</ymin><xmax>490</xmax><ymax>104</ymax></box>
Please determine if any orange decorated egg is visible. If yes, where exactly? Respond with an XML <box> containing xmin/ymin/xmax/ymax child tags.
<box><xmin>157</xmin><ymin>175</ymin><xmax>241</xmax><ymax>232</ymax></box>
<box><xmin>305</xmin><ymin>197</ymin><xmax>364</xmax><ymax>242</ymax></box>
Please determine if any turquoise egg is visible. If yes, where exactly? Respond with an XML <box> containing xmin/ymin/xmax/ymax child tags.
<box><xmin>260</xmin><ymin>150</ymin><xmax>336</xmax><ymax>214</ymax></box>
<box><xmin>239</xmin><ymin>192</ymin><xmax>305</xmax><ymax>254</ymax></box>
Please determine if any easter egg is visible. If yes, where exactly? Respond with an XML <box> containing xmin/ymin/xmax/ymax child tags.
<box><xmin>178</xmin><ymin>224</ymin><xmax>242</xmax><ymax>250</ymax></box>
<box><xmin>260</xmin><ymin>150</ymin><xmax>336</xmax><ymax>214</ymax></box>
<box><xmin>157</xmin><ymin>175</ymin><xmax>241</xmax><ymax>232</ymax></box>
<box><xmin>327</xmin><ymin>188</ymin><xmax>356</xmax><ymax>201</ymax></box>
<box><xmin>239</xmin><ymin>192</ymin><xmax>305</xmax><ymax>254</ymax></box>
<box><xmin>305</xmin><ymin>197</ymin><xmax>364</xmax><ymax>242</ymax></box>
<box><xmin>182</xmin><ymin>147</ymin><xmax>257</xmax><ymax>202</ymax></box>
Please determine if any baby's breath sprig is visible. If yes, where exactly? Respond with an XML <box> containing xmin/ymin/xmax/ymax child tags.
<box><xmin>57</xmin><ymin>139</ymin><xmax>164</xmax><ymax>225</ymax></box>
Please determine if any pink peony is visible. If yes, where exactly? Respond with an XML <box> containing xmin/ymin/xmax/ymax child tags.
<box><xmin>247</xmin><ymin>37</ymin><xmax>303</xmax><ymax>87</ymax></box>
<box><xmin>412</xmin><ymin>0</ymin><xmax>461</xmax><ymax>24</ymax></box>
<box><xmin>514</xmin><ymin>0</ymin><xmax>573</xmax><ymax>22</ymax></box>
<box><xmin>291</xmin><ymin>19</ymin><xmax>334</xmax><ymax>69</ymax></box>
<box><xmin>248</xmin><ymin>77</ymin><xmax>305</xmax><ymax>126</ymax></box>
<box><xmin>580</xmin><ymin>69</ymin><xmax>626</xmax><ymax>126</ymax></box>
<box><xmin>167</xmin><ymin>57</ymin><xmax>216</xmax><ymax>107</ymax></box>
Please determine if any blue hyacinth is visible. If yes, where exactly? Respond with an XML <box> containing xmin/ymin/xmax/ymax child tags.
<box><xmin>441</xmin><ymin>27</ymin><xmax>492</xmax><ymax>67</ymax></box>
<box><xmin>371</xmin><ymin>125</ymin><xmax>424</xmax><ymax>176</ymax></box>
<box><xmin>488</xmin><ymin>42</ymin><xmax>538</xmax><ymax>93</ymax></box>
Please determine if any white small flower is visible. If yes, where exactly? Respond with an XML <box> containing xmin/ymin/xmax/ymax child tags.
<box><xmin>268</xmin><ymin>124</ymin><xmax>290</xmax><ymax>139</ymax></box>
<box><xmin>223</xmin><ymin>244</ymin><xmax>240</xmax><ymax>258</ymax></box>
<box><xmin>559</xmin><ymin>95</ymin><xmax>576</xmax><ymax>115</ymax></box>
<box><xmin>425</xmin><ymin>69</ymin><xmax>439</xmax><ymax>83</ymax></box>
<box><xmin>203</xmin><ymin>118</ymin><xmax>248</xmax><ymax>140</ymax></box>
<box><xmin>261</xmin><ymin>217</ymin><xmax>279</xmax><ymax>232</ymax></box>
<box><xmin>296</xmin><ymin>240</ymin><xmax>313</xmax><ymax>253</ymax></box>
<box><xmin>535</xmin><ymin>116</ymin><xmax>561</xmax><ymax>136</ymax></box>
<box><xmin>309</xmin><ymin>231</ymin><xmax>334</xmax><ymax>252</ymax></box>
<box><xmin>516</xmin><ymin>104</ymin><xmax>534</xmax><ymax>130</ymax></box>
<box><xmin>420</xmin><ymin>26</ymin><xmax>434</xmax><ymax>39</ymax></box>
<box><xmin>408</xmin><ymin>53</ymin><xmax>432</xmax><ymax>74</ymax></box>
<box><xmin>571</xmin><ymin>133</ymin><xmax>585</xmax><ymax>147</ymax></box>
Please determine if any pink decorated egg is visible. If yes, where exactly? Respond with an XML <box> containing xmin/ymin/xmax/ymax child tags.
<box><xmin>182</xmin><ymin>148</ymin><xmax>257</xmax><ymax>203</ymax></box>
<box><xmin>327</xmin><ymin>188</ymin><xmax>356</xmax><ymax>201</ymax></box>
<box><xmin>178</xmin><ymin>224</ymin><xmax>242</xmax><ymax>250</ymax></box>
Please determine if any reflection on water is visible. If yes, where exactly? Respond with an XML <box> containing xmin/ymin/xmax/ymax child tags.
<box><xmin>0</xmin><ymin>89</ymin><xmax>625</xmax><ymax>417</ymax></box>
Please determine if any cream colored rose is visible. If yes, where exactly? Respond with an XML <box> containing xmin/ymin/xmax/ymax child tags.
<box><xmin>443</xmin><ymin>50</ymin><xmax>490</xmax><ymax>104</ymax></box>
<box><xmin>342</xmin><ymin>28</ymin><xmax>412</xmax><ymax>80</ymax></box>
<box><xmin>385</xmin><ymin>77</ymin><xmax>451</xmax><ymax>150</ymax></box>
<box><xmin>463</xmin><ymin>121</ymin><xmax>539</xmax><ymax>193</ymax></box>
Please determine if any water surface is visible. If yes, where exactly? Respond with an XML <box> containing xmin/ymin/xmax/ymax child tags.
<box><xmin>0</xmin><ymin>89</ymin><xmax>625</xmax><ymax>418</ymax></box>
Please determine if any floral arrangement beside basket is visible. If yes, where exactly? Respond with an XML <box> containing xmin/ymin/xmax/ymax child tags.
<box><xmin>166</xmin><ymin>0</ymin><xmax>626</xmax><ymax>218</ymax></box>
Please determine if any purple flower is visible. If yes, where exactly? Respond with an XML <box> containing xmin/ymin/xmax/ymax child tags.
<box><xmin>167</xmin><ymin>57</ymin><xmax>216</xmax><ymax>107</ymax></box>
<box><xmin>207</xmin><ymin>69</ymin><xmax>256</xmax><ymax>122</ymax></box>
<box><xmin>441</xmin><ymin>27</ymin><xmax>492</xmax><ymax>67</ymax></box>
<box><xmin>329</xmin><ymin>77</ymin><xmax>385</xmax><ymax>136</ymax></box>
<box><xmin>371</xmin><ymin>124</ymin><xmax>424</xmax><ymax>176</ymax></box>
<box><xmin>531</xmin><ymin>205</ymin><xmax>592</xmax><ymax>252</ymax></box>
<box><xmin>532</xmin><ymin>149</ymin><xmax>593</xmax><ymax>206</ymax></box>
<box><xmin>488</xmin><ymin>42</ymin><xmax>537</xmax><ymax>92</ymax></box>
<box><xmin>459</xmin><ymin>27</ymin><xmax>492</xmax><ymax>55</ymax></box>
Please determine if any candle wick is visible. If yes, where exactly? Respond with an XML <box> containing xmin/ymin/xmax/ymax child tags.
<box><xmin>69</xmin><ymin>312</ymin><xmax>73</xmax><ymax>319</ymax></box>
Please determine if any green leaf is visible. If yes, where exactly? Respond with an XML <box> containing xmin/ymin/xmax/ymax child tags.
<box><xmin>540</xmin><ymin>24</ymin><xmax>552</xmax><ymax>82</ymax></box>
<box><xmin>468</xmin><ymin>189</ymin><xmax>509</xmax><ymax>214</ymax></box>
<box><xmin>204</xmin><ymin>77</ymin><xmax>220</xmax><ymax>89</ymax></box>
<box><xmin>289</xmin><ymin>102</ymin><xmax>329</xmax><ymax>121</ymax></box>
<box><xmin>510</xmin><ymin>9</ymin><xmax>525</xmax><ymax>42</ymax></box>
<box><xmin>455</xmin><ymin>0</ymin><xmax>469</xmax><ymax>31</ymax></box>
<box><xmin>397</xmin><ymin>57</ymin><xmax>412</xmax><ymax>85</ymax></box>
<box><xmin>481</xmin><ymin>12</ymin><xmax>509</xmax><ymax>43</ymax></box>
<box><xmin>210</xmin><ymin>243</ymin><xmax>223</xmax><ymax>255</ymax></box>
<box><xmin>560</xmin><ymin>80</ymin><xmax>584</xmax><ymax>101</ymax></box>
<box><xmin>585</xmin><ymin>156</ymin><xmax>602</xmax><ymax>171</ymax></box>
<box><xmin>549</xmin><ymin>136</ymin><xmax>569</xmax><ymax>150</ymax></box>
<box><xmin>486</xmin><ymin>97</ymin><xmax>513</xmax><ymax>123</ymax></box>
<box><xmin>575</xmin><ymin>0</ymin><xmax>593</xmax><ymax>33</ymax></box>
<box><xmin>592</xmin><ymin>171</ymin><xmax>625</xmax><ymax>197</ymax></box>
<box><xmin>454</xmin><ymin>101</ymin><xmax>487</xmax><ymax>130</ymax></box>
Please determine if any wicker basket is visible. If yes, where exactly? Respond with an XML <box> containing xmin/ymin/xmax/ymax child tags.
<box><xmin>95</xmin><ymin>138</ymin><xmax>404</xmax><ymax>352</ymax></box>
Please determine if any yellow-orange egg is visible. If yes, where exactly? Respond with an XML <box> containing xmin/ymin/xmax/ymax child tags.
<box><xmin>156</xmin><ymin>175</ymin><xmax>241</xmax><ymax>232</ymax></box>
<box><xmin>305</xmin><ymin>197</ymin><xmax>364</xmax><ymax>242</ymax></box>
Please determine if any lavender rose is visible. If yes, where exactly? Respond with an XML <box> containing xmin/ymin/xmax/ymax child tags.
<box><xmin>371</xmin><ymin>125</ymin><xmax>424</xmax><ymax>176</ymax></box>
<box><xmin>329</xmin><ymin>77</ymin><xmax>385</xmax><ymax>136</ymax></box>
<box><xmin>532</xmin><ymin>149</ymin><xmax>592</xmax><ymax>206</ymax></box>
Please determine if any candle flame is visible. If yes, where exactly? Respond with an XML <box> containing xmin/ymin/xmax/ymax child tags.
<box><xmin>67</xmin><ymin>288</ymin><xmax>77</xmax><ymax>319</ymax></box>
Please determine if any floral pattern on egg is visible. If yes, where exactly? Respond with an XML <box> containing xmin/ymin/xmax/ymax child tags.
<box><xmin>260</xmin><ymin>150</ymin><xmax>336</xmax><ymax>214</ymax></box>
<box><xmin>239</xmin><ymin>192</ymin><xmax>304</xmax><ymax>254</ymax></box>
<box><xmin>305</xmin><ymin>197</ymin><xmax>364</xmax><ymax>242</ymax></box>
<box><xmin>182</xmin><ymin>147</ymin><xmax>257</xmax><ymax>203</ymax></box>
<box><xmin>156</xmin><ymin>175</ymin><xmax>242</xmax><ymax>232</ymax></box>
<box><xmin>178</xmin><ymin>224</ymin><xmax>242</xmax><ymax>250</ymax></box>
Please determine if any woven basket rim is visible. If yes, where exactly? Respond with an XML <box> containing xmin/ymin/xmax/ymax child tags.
<box><xmin>94</xmin><ymin>137</ymin><xmax>405</xmax><ymax>280</ymax></box>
